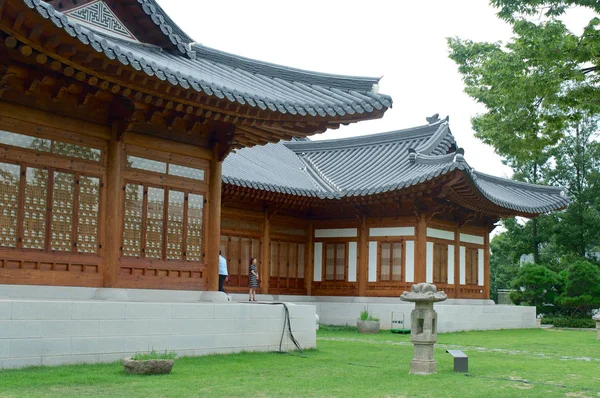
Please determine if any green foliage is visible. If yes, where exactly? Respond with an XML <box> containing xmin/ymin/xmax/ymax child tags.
<box><xmin>131</xmin><ymin>349</ymin><xmax>177</xmax><ymax>361</ymax></box>
<box><xmin>555</xmin><ymin>260</ymin><xmax>600</xmax><ymax>316</ymax></box>
<box><xmin>510</xmin><ymin>263</ymin><xmax>562</xmax><ymax>314</ymax></box>
<box><xmin>541</xmin><ymin>316</ymin><xmax>596</xmax><ymax>328</ymax></box>
<box><xmin>318</xmin><ymin>324</ymin><xmax>358</xmax><ymax>332</ymax></box>
<box><xmin>359</xmin><ymin>308</ymin><xmax>379</xmax><ymax>322</ymax></box>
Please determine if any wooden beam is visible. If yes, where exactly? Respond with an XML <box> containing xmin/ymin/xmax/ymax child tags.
<box><xmin>260</xmin><ymin>210</ymin><xmax>271</xmax><ymax>294</ymax></box>
<box><xmin>206</xmin><ymin>143</ymin><xmax>223</xmax><ymax>291</ymax></box>
<box><xmin>306</xmin><ymin>220</ymin><xmax>314</xmax><ymax>296</ymax></box>
<box><xmin>357</xmin><ymin>214</ymin><xmax>368</xmax><ymax>296</ymax></box>
<box><xmin>103</xmin><ymin>122</ymin><xmax>125</xmax><ymax>287</ymax></box>
<box><xmin>483</xmin><ymin>229</ymin><xmax>490</xmax><ymax>300</ymax></box>
<box><xmin>414</xmin><ymin>213</ymin><xmax>427</xmax><ymax>283</ymax></box>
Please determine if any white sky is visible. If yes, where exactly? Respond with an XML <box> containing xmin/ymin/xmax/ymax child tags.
<box><xmin>156</xmin><ymin>0</ymin><xmax>593</xmax><ymax>180</ymax></box>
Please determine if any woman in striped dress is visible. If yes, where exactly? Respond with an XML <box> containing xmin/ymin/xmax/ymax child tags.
<box><xmin>249</xmin><ymin>258</ymin><xmax>259</xmax><ymax>302</ymax></box>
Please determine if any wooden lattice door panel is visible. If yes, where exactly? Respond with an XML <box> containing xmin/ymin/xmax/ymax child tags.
<box><xmin>433</xmin><ymin>243</ymin><xmax>449</xmax><ymax>284</ymax></box>
<box><xmin>270</xmin><ymin>241</ymin><xmax>306</xmax><ymax>290</ymax></box>
<box><xmin>220</xmin><ymin>234</ymin><xmax>260</xmax><ymax>288</ymax></box>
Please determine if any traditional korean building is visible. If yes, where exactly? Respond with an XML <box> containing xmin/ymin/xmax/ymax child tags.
<box><xmin>0</xmin><ymin>0</ymin><xmax>568</xmax><ymax>301</ymax></box>
<box><xmin>0</xmin><ymin>0</ymin><xmax>391</xmax><ymax>291</ymax></box>
<box><xmin>219</xmin><ymin>117</ymin><xmax>569</xmax><ymax>299</ymax></box>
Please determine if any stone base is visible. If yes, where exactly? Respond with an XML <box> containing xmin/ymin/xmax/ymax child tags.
<box><xmin>123</xmin><ymin>358</ymin><xmax>174</xmax><ymax>375</ymax></box>
<box><xmin>409</xmin><ymin>359</ymin><xmax>436</xmax><ymax>375</ymax></box>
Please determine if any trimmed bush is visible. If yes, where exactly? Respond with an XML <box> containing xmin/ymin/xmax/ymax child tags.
<box><xmin>542</xmin><ymin>317</ymin><xmax>595</xmax><ymax>328</ymax></box>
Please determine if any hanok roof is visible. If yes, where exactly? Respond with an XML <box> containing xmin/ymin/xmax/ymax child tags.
<box><xmin>222</xmin><ymin>118</ymin><xmax>570</xmax><ymax>216</ymax></box>
<box><xmin>17</xmin><ymin>0</ymin><xmax>391</xmax><ymax>148</ymax></box>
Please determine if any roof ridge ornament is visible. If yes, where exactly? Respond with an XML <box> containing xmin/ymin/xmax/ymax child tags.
<box><xmin>455</xmin><ymin>147</ymin><xmax>465</xmax><ymax>163</ymax></box>
<box><xmin>426</xmin><ymin>113</ymin><xmax>440</xmax><ymax>124</ymax></box>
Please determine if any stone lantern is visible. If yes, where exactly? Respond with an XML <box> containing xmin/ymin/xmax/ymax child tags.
<box><xmin>400</xmin><ymin>283</ymin><xmax>447</xmax><ymax>375</ymax></box>
<box><xmin>593</xmin><ymin>314</ymin><xmax>600</xmax><ymax>340</ymax></box>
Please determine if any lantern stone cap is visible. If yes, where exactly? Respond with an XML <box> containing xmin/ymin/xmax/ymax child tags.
<box><xmin>593</xmin><ymin>314</ymin><xmax>600</xmax><ymax>321</ymax></box>
<box><xmin>400</xmin><ymin>283</ymin><xmax>448</xmax><ymax>303</ymax></box>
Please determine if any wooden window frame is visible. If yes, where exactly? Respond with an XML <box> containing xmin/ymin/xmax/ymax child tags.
<box><xmin>378</xmin><ymin>239</ymin><xmax>404</xmax><ymax>282</ymax></box>
<box><xmin>464</xmin><ymin>245</ymin><xmax>479</xmax><ymax>286</ymax></box>
<box><xmin>121</xmin><ymin>180</ymin><xmax>207</xmax><ymax>263</ymax></box>
<box><xmin>0</xmin><ymin>160</ymin><xmax>103</xmax><ymax>255</ymax></box>
<box><xmin>322</xmin><ymin>241</ymin><xmax>348</xmax><ymax>282</ymax></box>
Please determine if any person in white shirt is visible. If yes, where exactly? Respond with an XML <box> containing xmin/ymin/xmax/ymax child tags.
<box><xmin>218</xmin><ymin>251</ymin><xmax>229</xmax><ymax>293</ymax></box>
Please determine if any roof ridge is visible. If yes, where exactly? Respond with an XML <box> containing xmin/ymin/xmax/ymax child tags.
<box><xmin>191</xmin><ymin>44</ymin><xmax>382</xmax><ymax>92</ymax></box>
<box><xmin>284</xmin><ymin>120</ymin><xmax>444</xmax><ymax>153</ymax></box>
<box><xmin>296</xmin><ymin>155</ymin><xmax>341</xmax><ymax>193</ymax></box>
<box><xmin>414</xmin><ymin>121</ymin><xmax>454</xmax><ymax>155</ymax></box>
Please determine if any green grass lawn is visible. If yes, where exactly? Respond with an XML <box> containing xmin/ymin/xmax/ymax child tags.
<box><xmin>0</xmin><ymin>328</ymin><xmax>598</xmax><ymax>397</ymax></box>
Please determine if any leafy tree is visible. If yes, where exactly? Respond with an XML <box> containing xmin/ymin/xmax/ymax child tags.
<box><xmin>510</xmin><ymin>263</ymin><xmax>562</xmax><ymax>315</ymax></box>
<box><xmin>555</xmin><ymin>260</ymin><xmax>600</xmax><ymax>316</ymax></box>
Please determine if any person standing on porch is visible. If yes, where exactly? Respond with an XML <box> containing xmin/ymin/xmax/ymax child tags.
<box><xmin>218</xmin><ymin>251</ymin><xmax>229</xmax><ymax>293</ymax></box>
<box><xmin>248</xmin><ymin>258</ymin><xmax>259</xmax><ymax>302</ymax></box>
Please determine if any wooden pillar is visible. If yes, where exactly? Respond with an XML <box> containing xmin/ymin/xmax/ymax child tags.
<box><xmin>260</xmin><ymin>210</ymin><xmax>271</xmax><ymax>294</ymax></box>
<box><xmin>483</xmin><ymin>230</ymin><xmax>490</xmax><ymax>299</ymax></box>
<box><xmin>357</xmin><ymin>214</ymin><xmax>368</xmax><ymax>297</ymax></box>
<box><xmin>454</xmin><ymin>222</ymin><xmax>461</xmax><ymax>299</ymax></box>
<box><xmin>103</xmin><ymin>122</ymin><xmax>123</xmax><ymax>287</ymax></box>
<box><xmin>415</xmin><ymin>214</ymin><xmax>427</xmax><ymax>283</ymax></box>
<box><xmin>206</xmin><ymin>144</ymin><xmax>222</xmax><ymax>291</ymax></box>
<box><xmin>306</xmin><ymin>220</ymin><xmax>314</xmax><ymax>296</ymax></box>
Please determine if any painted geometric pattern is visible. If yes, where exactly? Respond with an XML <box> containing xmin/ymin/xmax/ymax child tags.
<box><xmin>66</xmin><ymin>0</ymin><xmax>136</xmax><ymax>40</ymax></box>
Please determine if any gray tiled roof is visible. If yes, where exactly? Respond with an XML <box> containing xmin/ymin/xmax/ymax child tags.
<box><xmin>24</xmin><ymin>0</ymin><xmax>392</xmax><ymax>118</ymax></box>
<box><xmin>222</xmin><ymin>119</ymin><xmax>570</xmax><ymax>214</ymax></box>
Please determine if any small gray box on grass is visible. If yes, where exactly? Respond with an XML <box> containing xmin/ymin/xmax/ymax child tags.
<box><xmin>446</xmin><ymin>349</ymin><xmax>468</xmax><ymax>373</ymax></box>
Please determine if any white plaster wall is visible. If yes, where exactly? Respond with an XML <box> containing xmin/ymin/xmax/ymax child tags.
<box><xmin>447</xmin><ymin>245</ymin><xmax>455</xmax><ymax>284</ymax></box>
<box><xmin>426</xmin><ymin>242</ymin><xmax>434</xmax><ymax>283</ymax></box>
<box><xmin>315</xmin><ymin>228</ymin><xmax>357</xmax><ymax>238</ymax></box>
<box><xmin>368</xmin><ymin>241</ymin><xmax>378</xmax><ymax>282</ymax></box>
<box><xmin>0</xmin><ymin>298</ymin><xmax>316</xmax><ymax>370</ymax></box>
<box><xmin>426</xmin><ymin>228</ymin><xmax>454</xmax><ymax>241</ymax></box>
<box><xmin>459</xmin><ymin>246</ymin><xmax>466</xmax><ymax>285</ymax></box>
<box><xmin>369</xmin><ymin>227</ymin><xmax>414</xmax><ymax>237</ymax></box>
<box><xmin>348</xmin><ymin>242</ymin><xmax>357</xmax><ymax>282</ymax></box>
<box><xmin>405</xmin><ymin>240</ymin><xmax>415</xmax><ymax>283</ymax></box>
<box><xmin>478</xmin><ymin>248</ymin><xmax>485</xmax><ymax>286</ymax></box>
<box><xmin>460</xmin><ymin>233</ymin><xmax>484</xmax><ymax>245</ymax></box>
<box><xmin>313</xmin><ymin>242</ymin><xmax>323</xmax><ymax>282</ymax></box>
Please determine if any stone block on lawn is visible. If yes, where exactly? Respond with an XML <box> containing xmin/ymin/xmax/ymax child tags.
<box><xmin>123</xmin><ymin>357</ymin><xmax>174</xmax><ymax>375</ymax></box>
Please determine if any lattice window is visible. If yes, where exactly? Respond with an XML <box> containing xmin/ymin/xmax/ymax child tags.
<box><xmin>145</xmin><ymin>187</ymin><xmax>164</xmax><ymax>259</ymax></box>
<box><xmin>166</xmin><ymin>190</ymin><xmax>184</xmax><ymax>260</ymax></box>
<box><xmin>123</xmin><ymin>184</ymin><xmax>144</xmax><ymax>257</ymax></box>
<box><xmin>77</xmin><ymin>176</ymin><xmax>100</xmax><ymax>253</ymax></box>
<box><xmin>0</xmin><ymin>130</ymin><xmax>101</xmax><ymax>162</ymax></box>
<box><xmin>23</xmin><ymin>167</ymin><xmax>48</xmax><ymax>250</ymax></box>
<box><xmin>51</xmin><ymin>172</ymin><xmax>74</xmax><ymax>252</ymax></box>
<box><xmin>0</xmin><ymin>162</ymin><xmax>20</xmax><ymax>248</ymax></box>
<box><xmin>186</xmin><ymin>194</ymin><xmax>204</xmax><ymax>261</ymax></box>
<box><xmin>465</xmin><ymin>247</ymin><xmax>479</xmax><ymax>285</ymax></box>
<box><xmin>325</xmin><ymin>243</ymin><xmax>346</xmax><ymax>281</ymax></box>
<box><xmin>169</xmin><ymin>164</ymin><xmax>204</xmax><ymax>181</ymax></box>
<box><xmin>433</xmin><ymin>243</ymin><xmax>448</xmax><ymax>284</ymax></box>
<box><xmin>379</xmin><ymin>242</ymin><xmax>403</xmax><ymax>281</ymax></box>
<box><xmin>123</xmin><ymin>185</ymin><xmax>204</xmax><ymax>262</ymax></box>
<box><xmin>297</xmin><ymin>244</ymin><xmax>305</xmax><ymax>279</ymax></box>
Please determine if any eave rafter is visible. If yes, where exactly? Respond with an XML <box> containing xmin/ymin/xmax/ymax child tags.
<box><xmin>0</xmin><ymin>2</ymin><xmax>388</xmax><ymax>152</ymax></box>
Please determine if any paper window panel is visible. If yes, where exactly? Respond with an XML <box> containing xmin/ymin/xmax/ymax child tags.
<box><xmin>51</xmin><ymin>172</ymin><xmax>74</xmax><ymax>251</ymax></box>
<box><xmin>145</xmin><ymin>187</ymin><xmax>164</xmax><ymax>259</ymax></box>
<box><xmin>53</xmin><ymin>142</ymin><xmax>101</xmax><ymax>162</ymax></box>
<box><xmin>392</xmin><ymin>243</ymin><xmax>403</xmax><ymax>281</ymax></box>
<box><xmin>270</xmin><ymin>242</ymin><xmax>278</xmax><ymax>275</ymax></box>
<box><xmin>278</xmin><ymin>241</ymin><xmax>288</xmax><ymax>278</ymax></box>
<box><xmin>122</xmin><ymin>184</ymin><xmax>143</xmax><ymax>257</ymax></box>
<box><xmin>240</xmin><ymin>238</ymin><xmax>251</xmax><ymax>275</ymax></box>
<box><xmin>219</xmin><ymin>235</ymin><xmax>228</xmax><ymax>257</ymax></box>
<box><xmin>380</xmin><ymin>242</ymin><xmax>391</xmax><ymax>281</ymax></box>
<box><xmin>325</xmin><ymin>244</ymin><xmax>335</xmax><ymax>281</ymax></box>
<box><xmin>335</xmin><ymin>243</ymin><xmax>345</xmax><ymax>281</ymax></box>
<box><xmin>289</xmin><ymin>243</ymin><xmax>298</xmax><ymax>278</ymax></box>
<box><xmin>77</xmin><ymin>176</ymin><xmax>100</xmax><ymax>253</ymax></box>
<box><xmin>186</xmin><ymin>193</ymin><xmax>203</xmax><ymax>261</ymax></box>
<box><xmin>166</xmin><ymin>190</ymin><xmax>184</xmax><ymax>260</ymax></box>
<box><xmin>297</xmin><ymin>244</ymin><xmax>305</xmax><ymax>279</ymax></box>
<box><xmin>0</xmin><ymin>162</ymin><xmax>20</xmax><ymax>248</ymax></box>
<box><xmin>168</xmin><ymin>164</ymin><xmax>204</xmax><ymax>181</ymax></box>
<box><xmin>23</xmin><ymin>167</ymin><xmax>48</xmax><ymax>249</ymax></box>
<box><xmin>252</xmin><ymin>239</ymin><xmax>261</xmax><ymax>265</ymax></box>
<box><xmin>228</xmin><ymin>236</ymin><xmax>240</xmax><ymax>275</ymax></box>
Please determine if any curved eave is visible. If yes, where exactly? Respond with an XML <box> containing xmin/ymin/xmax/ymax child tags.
<box><xmin>21</xmin><ymin>0</ymin><xmax>392</xmax><ymax>121</ymax></box>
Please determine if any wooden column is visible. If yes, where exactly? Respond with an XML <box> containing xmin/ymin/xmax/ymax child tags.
<box><xmin>306</xmin><ymin>220</ymin><xmax>314</xmax><ymax>296</ymax></box>
<box><xmin>483</xmin><ymin>230</ymin><xmax>490</xmax><ymax>299</ymax></box>
<box><xmin>103</xmin><ymin>122</ymin><xmax>124</xmax><ymax>287</ymax></box>
<box><xmin>357</xmin><ymin>214</ymin><xmax>368</xmax><ymax>297</ymax></box>
<box><xmin>454</xmin><ymin>222</ymin><xmax>461</xmax><ymax>299</ymax></box>
<box><xmin>414</xmin><ymin>214</ymin><xmax>427</xmax><ymax>283</ymax></box>
<box><xmin>205</xmin><ymin>144</ymin><xmax>222</xmax><ymax>291</ymax></box>
<box><xmin>260</xmin><ymin>210</ymin><xmax>271</xmax><ymax>294</ymax></box>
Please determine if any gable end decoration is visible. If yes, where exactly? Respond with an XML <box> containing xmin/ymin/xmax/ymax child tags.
<box><xmin>66</xmin><ymin>0</ymin><xmax>137</xmax><ymax>41</ymax></box>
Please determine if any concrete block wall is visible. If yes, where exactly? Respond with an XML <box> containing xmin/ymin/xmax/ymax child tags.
<box><xmin>0</xmin><ymin>299</ymin><xmax>316</xmax><ymax>369</ymax></box>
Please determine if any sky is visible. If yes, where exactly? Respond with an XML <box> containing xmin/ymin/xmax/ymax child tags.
<box><xmin>156</xmin><ymin>0</ymin><xmax>592</xmax><ymax>180</ymax></box>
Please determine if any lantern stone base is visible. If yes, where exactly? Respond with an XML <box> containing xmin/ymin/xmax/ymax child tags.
<box><xmin>410</xmin><ymin>359</ymin><xmax>437</xmax><ymax>375</ymax></box>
